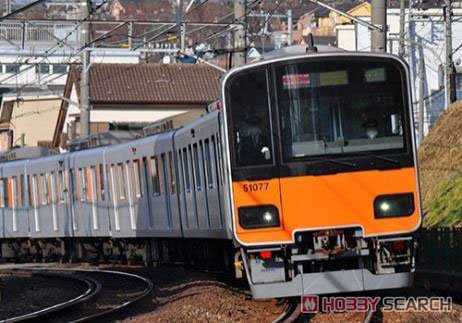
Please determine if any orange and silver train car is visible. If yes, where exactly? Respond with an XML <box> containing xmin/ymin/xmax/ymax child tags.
<box><xmin>222</xmin><ymin>46</ymin><xmax>421</xmax><ymax>298</ymax></box>
<box><xmin>0</xmin><ymin>45</ymin><xmax>420</xmax><ymax>300</ymax></box>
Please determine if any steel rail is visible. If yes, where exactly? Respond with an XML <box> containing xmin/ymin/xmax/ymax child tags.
<box><xmin>0</xmin><ymin>271</ymin><xmax>101</xmax><ymax>323</ymax></box>
<box><xmin>0</xmin><ymin>266</ymin><xmax>153</xmax><ymax>323</ymax></box>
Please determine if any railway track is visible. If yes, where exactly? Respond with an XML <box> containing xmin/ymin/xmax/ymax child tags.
<box><xmin>0</xmin><ymin>267</ymin><xmax>153</xmax><ymax>322</ymax></box>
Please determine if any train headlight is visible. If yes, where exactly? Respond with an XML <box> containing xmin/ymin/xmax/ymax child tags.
<box><xmin>238</xmin><ymin>205</ymin><xmax>280</xmax><ymax>229</ymax></box>
<box><xmin>374</xmin><ymin>193</ymin><xmax>414</xmax><ymax>218</ymax></box>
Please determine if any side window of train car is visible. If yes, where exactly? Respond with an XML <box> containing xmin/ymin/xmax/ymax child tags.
<box><xmin>204</xmin><ymin>139</ymin><xmax>214</xmax><ymax>188</ymax></box>
<box><xmin>58</xmin><ymin>170</ymin><xmax>66</xmax><ymax>203</ymax></box>
<box><xmin>41</xmin><ymin>174</ymin><xmax>48</xmax><ymax>205</ymax></box>
<box><xmin>2</xmin><ymin>178</ymin><xmax>10</xmax><ymax>208</ymax></box>
<box><xmin>50</xmin><ymin>172</ymin><xmax>57</xmax><ymax>204</ymax></box>
<box><xmin>0</xmin><ymin>179</ymin><xmax>4</xmax><ymax>208</ymax></box>
<box><xmin>89</xmin><ymin>166</ymin><xmax>96</xmax><ymax>203</ymax></box>
<box><xmin>32</xmin><ymin>175</ymin><xmax>39</xmax><ymax>207</ymax></box>
<box><xmin>12</xmin><ymin>176</ymin><xmax>18</xmax><ymax>208</ymax></box>
<box><xmin>118</xmin><ymin>162</ymin><xmax>126</xmax><ymax>200</ymax></box>
<box><xmin>97</xmin><ymin>164</ymin><xmax>106</xmax><ymax>201</ymax></box>
<box><xmin>150</xmin><ymin>156</ymin><xmax>160</xmax><ymax>195</ymax></box>
<box><xmin>25</xmin><ymin>175</ymin><xmax>34</xmax><ymax>207</ymax></box>
<box><xmin>213</xmin><ymin>134</ymin><xmax>224</xmax><ymax>186</ymax></box>
<box><xmin>182</xmin><ymin>148</ymin><xmax>191</xmax><ymax>192</ymax></box>
<box><xmin>193</xmin><ymin>143</ymin><xmax>201</xmax><ymax>190</ymax></box>
<box><xmin>6</xmin><ymin>177</ymin><xmax>12</xmax><ymax>208</ymax></box>
<box><xmin>133</xmin><ymin>159</ymin><xmax>142</xmax><ymax>198</ymax></box>
<box><xmin>168</xmin><ymin>151</ymin><xmax>176</xmax><ymax>195</ymax></box>
<box><xmin>79</xmin><ymin>168</ymin><xmax>87</xmax><ymax>202</ymax></box>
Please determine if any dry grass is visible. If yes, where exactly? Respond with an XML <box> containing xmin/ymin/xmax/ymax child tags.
<box><xmin>418</xmin><ymin>101</ymin><xmax>462</xmax><ymax>218</ymax></box>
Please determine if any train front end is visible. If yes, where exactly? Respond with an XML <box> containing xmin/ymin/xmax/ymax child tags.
<box><xmin>222</xmin><ymin>52</ymin><xmax>421</xmax><ymax>299</ymax></box>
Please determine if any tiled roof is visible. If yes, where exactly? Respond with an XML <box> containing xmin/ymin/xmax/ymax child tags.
<box><xmin>89</xmin><ymin>63</ymin><xmax>223</xmax><ymax>104</ymax></box>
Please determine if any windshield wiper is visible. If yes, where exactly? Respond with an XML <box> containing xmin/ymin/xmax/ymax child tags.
<box><xmin>354</xmin><ymin>153</ymin><xmax>401</xmax><ymax>166</ymax></box>
<box><xmin>312</xmin><ymin>157</ymin><xmax>358</xmax><ymax>168</ymax></box>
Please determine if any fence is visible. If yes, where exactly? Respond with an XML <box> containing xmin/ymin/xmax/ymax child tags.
<box><xmin>416</xmin><ymin>227</ymin><xmax>462</xmax><ymax>273</ymax></box>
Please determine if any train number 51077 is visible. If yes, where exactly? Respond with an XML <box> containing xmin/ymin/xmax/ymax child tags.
<box><xmin>242</xmin><ymin>182</ymin><xmax>269</xmax><ymax>192</ymax></box>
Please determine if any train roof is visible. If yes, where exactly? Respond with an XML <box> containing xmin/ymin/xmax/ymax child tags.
<box><xmin>261</xmin><ymin>44</ymin><xmax>345</xmax><ymax>61</ymax></box>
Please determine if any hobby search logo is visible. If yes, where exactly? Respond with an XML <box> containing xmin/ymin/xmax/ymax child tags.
<box><xmin>301</xmin><ymin>296</ymin><xmax>452</xmax><ymax>313</ymax></box>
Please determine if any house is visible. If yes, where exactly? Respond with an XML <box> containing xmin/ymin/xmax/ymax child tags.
<box><xmin>0</xmin><ymin>87</ymin><xmax>64</xmax><ymax>151</ymax></box>
<box><xmin>52</xmin><ymin>63</ymin><xmax>223</xmax><ymax>149</ymax></box>
<box><xmin>292</xmin><ymin>1</ymin><xmax>364</xmax><ymax>44</ymax></box>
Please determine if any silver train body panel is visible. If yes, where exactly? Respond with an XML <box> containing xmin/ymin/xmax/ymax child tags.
<box><xmin>0</xmin><ymin>110</ymin><xmax>232</xmax><ymax>241</ymax></box>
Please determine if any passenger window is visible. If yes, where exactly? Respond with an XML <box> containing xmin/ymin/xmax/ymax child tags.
<box><xmin>79</xmin><ymin>168</ymin><xmax>87</xmax><ymax>202</ymax></box>
<box><xmin>213</xmin><ymin>134</ymin><xmax>224</xmax><ymax>186</ymax></box>
<box><xmin>89</xmin><ymin>166</ymin><xmax>96</xmax><ymax>202</ymax></box>
<box><xmin>41</xmin><ymin>174</ymin><xmax>48</xmax><ymax>205</ymax></box>
<box><xmin>13</xmin><ymin>176</ymin><xmax>19</xmax><ymax>208</ymax></box>
<box><xmin>118</xmin><ymin>163</ymin><xmax>126</xmax><ymax>200</ymax></box>
<box><xmin>133</xmin><ymin>159</ymin><xmax>142</xmax><ymax>198</ymax></box>
<box><xmin>182</xmin><ymin>148</ymin><xmax>190</xmax><ymax>191</ymax></box>
<box><xmin>0</xmin><ymin>179</ymin><xmax>4</xmax><ymax>208</ymax></box>
<box><xmin>98</xmin><ymin>164</ymin><xmax>105</xmax><ymax>201</ymax></box>
<box><xmin>150</xmin><ymin>156</ymin><xmax>160</xmax><ymax>195</ymax></box>
<box><xmin>58</xmin><ymin>170</ymin><xmax>66</xmax><ymax>202</ymax></box>
<box><xmin>204</xmin><ymin>139</ymin><xmax>214</xmax><ymax>188</ymax></box>
<box><xmin>193</xmin><ymin>144</ymin><xmax>201</xmax><ymax>190</ymax></box>
<box><xmin>168</xmin><ymin>151</ymin><xmax>176</xmax><ymax>195</ymax></box>
<box><xmin>32</xmin><ymin>175</ymin><xmax>38</xmax><ymax>207</ymax></box>
<box><xmin>7</xmin><ymin>177</ymin><xmax>12</xmax><ymax>208</ymax></box>
<box><xmin>50</xmin><ymin>172</ymin><xmax>57</xmax><ymax>204</ymax></box>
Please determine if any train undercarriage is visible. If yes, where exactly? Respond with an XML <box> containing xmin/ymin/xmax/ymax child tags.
<box><xmin>0</xmin><ymin>238</ymin><xmax>234</xmax><ymax>271</ymax></box>
<box><xmin>237</xmin><ymin>228</ymin><xmax>417</xmax><ymax>299</ymax></box>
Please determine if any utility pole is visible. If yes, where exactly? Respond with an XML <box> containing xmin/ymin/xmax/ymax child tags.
<box><xmin>371</xmin><ymin>0</ymin><xmax>387</xmax><ymax>52</ymax></box>
<box><xmin>176</xmin><ymin>0</ymin><xmax>183</xmax><ymax>50</ymax></box>
<box><xmin>80</xmin><ymin>0</ymin><xmax>91</xmax><ymax>138</ymax></box>
<box><xmin>418</xmin><ymin>55</ymin><xmax>425</xmax><ymax>143</ymax></box>
<box><xmin>444</xmin><ymin>0</ymin><xmax>454</xmax><ymax>108</ymax></box>
<box><xmin>398</xmin><ymin>0</ymin><xmax>406</xmax><ymax>57</ymax></box>
<box><xmin>233</xmin><ymin>0</ymin><xmax>246</xmax><ymax>67</ymax></box>
<box><xmin>287</xmin><ymin>9</ymin><xmax>293</xmax><ymax>46</ymax></box>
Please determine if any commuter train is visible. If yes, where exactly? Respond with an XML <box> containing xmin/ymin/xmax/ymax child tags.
<box><xmin>0</xmin><ymin>46</ymin><xmax>421</xmax><ymax>299</ymax></box>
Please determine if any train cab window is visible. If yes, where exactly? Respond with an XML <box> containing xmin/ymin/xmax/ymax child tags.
<box><xmin>117</xmin><ymin>163</ymin><xmax>126</xmax><ymax>200</ymax></box>
<box><xmin>275</xmin><ymin>60</ymin><xmax>406</xmax><ymax>161</ymax></box>
<box><xmin>182</xmin><ymin>148</ymin><xmax>191</xmax><ymax>191</ymax></box>
<box><xmin>133</xmin><ymin>159</ymin><xmax>142</xmax><ymax>198</ymax></box>
<box><xmin>193</xmin><ymin>144</ymin><xmax>201</xmax><ymax>190</ymax></box>
<box><xmin>227</xmin><ymin>69</ymin><xmax>273</xmax><ymax>167</ymax></box>
<box><xmin>204</xmin><ymin>139</ymin><xmax>214</xmax><ymax>188</ymax></box>
<box><xmin>168</xmin><ymin>151</ymin><xmax>176</xmax><ymax>195</ymax></box>
<box><xmin>150</xmin><ymin>156</ymin><xmax>160</xmax><ymax>195</ymax></box>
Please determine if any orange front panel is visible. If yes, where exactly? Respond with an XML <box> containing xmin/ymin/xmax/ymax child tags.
<box><xmin>233</xmin><ymin>167</ymin><xmax>420</xmax><ymax>245</ymax></box>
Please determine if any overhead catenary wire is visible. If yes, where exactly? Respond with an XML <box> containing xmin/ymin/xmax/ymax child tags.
<box><xmin>3</xmin><ymin>0</ymin><xmax>110</xmax><ymax>92</ymax></box>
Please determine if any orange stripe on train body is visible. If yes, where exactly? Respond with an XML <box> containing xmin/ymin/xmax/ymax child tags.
<box><xmin>232</xmin><ymin>167</ymin><xmax>420</xmax><ymax>245</ymax></box>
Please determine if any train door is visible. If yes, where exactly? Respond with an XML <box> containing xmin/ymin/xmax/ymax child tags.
<box><xmin>29</xmin><ymin>157</ymin><xmax>69</xmax><ymax>238</ymax></box>
<box><xmin>173</xmin><ymin>111</ymin><xmax>227</xmax><ymax>238</ymax></box>
<box><xmin>71</xmin><ymin>150</ymin><xmax>110</xmax><ymax>237</ymax></box>
<box><xmin>152</xmin><ymin>133</ymin><xmax>181</xmax><ymax>236</ymax></box>
<box><xmin>3</xmin><ymin>161</ymin><xmax>30</xmax><ymax>238</ymax></box>
<box><xmin>204</xmin><ymin>135</ymin><xmax>223</xmax><ymax>231</ymax></box>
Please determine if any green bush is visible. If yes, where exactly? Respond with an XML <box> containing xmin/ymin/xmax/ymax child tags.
<box><xmin>425</xmin><ymin>172</ymin><xmax>462</xmax><ymax>228</ymax></box>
